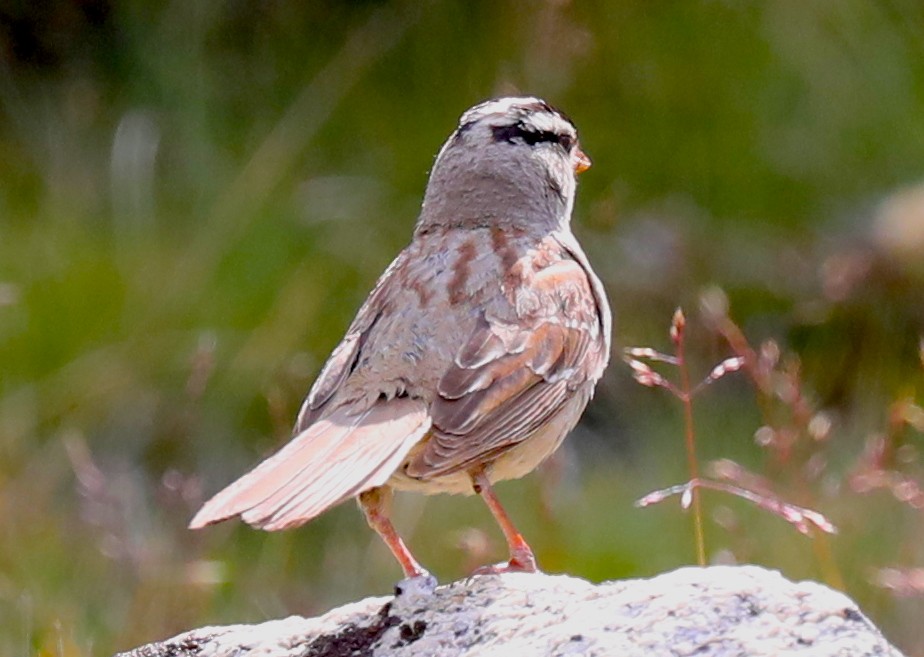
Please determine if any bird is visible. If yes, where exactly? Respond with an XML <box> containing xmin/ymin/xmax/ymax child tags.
<box><xmin>190</xmin><ymin>96</ymin><xmax>612</xmax><ymax>579</ymax></box>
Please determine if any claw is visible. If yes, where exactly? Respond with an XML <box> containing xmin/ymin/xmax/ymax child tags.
<box><xmin>471</xmin><ymin>545</ymin><xmax>538</xmax><ymax>576</ymax></box>
<box><xmin>395</xmin><ymin>572</ymin><xmax>439</xmax><ymax>597</ymax></box>
<box><xmin>471</xmin><ymin>561</ymin><xmax>536</xmax><ymax>576</ymax></box>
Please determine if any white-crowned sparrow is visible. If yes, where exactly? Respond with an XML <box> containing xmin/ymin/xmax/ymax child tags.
<box><xmin>190</xmin><ymin>97</ymin><xmax>612</xmax><ymax>579</ymax></box>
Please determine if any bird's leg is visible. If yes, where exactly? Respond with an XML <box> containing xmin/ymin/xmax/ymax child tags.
<box><xmin>358</xmin><ymin>486</ymin><xmax>431</xmax><ymax>580</ymax></box>
<box><xmin>470</xmin><ymin>466</ymin><xmax>539</xmax><ymax>574</ymax></box>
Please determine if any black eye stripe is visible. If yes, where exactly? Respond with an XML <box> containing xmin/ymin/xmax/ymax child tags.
<box><xmin>491</xmin><ymin>122</ymin><xmax>574</xmax><ymax>151</ymax></box>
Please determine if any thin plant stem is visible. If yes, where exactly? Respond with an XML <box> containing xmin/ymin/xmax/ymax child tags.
<box><xmin>811</xmin><ymin>530</ymin><xmax>845</xmax><ymax>591</ymax></box>
<box><xmin>675</xmin><ymin>314</ymin><xmax>707</xmax><ymax>566</ymax></box>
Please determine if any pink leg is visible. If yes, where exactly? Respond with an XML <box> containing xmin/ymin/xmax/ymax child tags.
<box><xmin>470</xmin><ymin>467</ymin><xmax>538</xmax><ymax>574</ymax></box>
<box><xmin>359</xmin><ymin>487</ymin><xmax>430</xmax><ymax>579</ymax></box>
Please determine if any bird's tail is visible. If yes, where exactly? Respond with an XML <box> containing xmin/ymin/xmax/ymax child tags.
<box><xmin>189</xmin><ymin>397</ymin><xmax>431</xmax><ymax>531</ymax></box>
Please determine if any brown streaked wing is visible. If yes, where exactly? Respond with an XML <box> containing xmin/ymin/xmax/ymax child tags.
<box><xmin>416</xmin><ymin>379</ymin><xmax>573</xmax><ymax>474</ymax></box>
<box><xmin>189</xmin><ymin>397</ymin><xmax>431</xmax><ymax>531</ymax></box>
<box><xmin>406</xmin><ymin>259</ymin><xmax>607</xmax><ymax>478</ymax></box>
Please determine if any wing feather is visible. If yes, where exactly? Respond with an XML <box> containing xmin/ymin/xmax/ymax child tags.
<box><xmin>434</xmin><ymin>364</ymin><xmax>539</xmax><ymax>433</ymax></box>
<box><xmin>406</xmin><ymin>236</ymin><xmax>610</xmax><ymax>479</ymax></box>
<box><xmin>416</xmin><ymin>380</ymin><xmax>573</xmax><ymax>474</ymax></box>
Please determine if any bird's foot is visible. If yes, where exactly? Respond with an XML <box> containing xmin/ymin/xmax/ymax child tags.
<box><xmin>394</xmin><ymin>571</ymin><xmax>438</xmax><ymax>597</ymax></box>
<box><xmin>471</xmin><ymin>548</ymin><xmax>539</xmax><ymax>576</ymax></box>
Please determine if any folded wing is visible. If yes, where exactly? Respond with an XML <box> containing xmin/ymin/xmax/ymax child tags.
<box><xmin>406</xmin><ymin>248</ymin><xmax>609</xmax><ymax>478</ymax></box>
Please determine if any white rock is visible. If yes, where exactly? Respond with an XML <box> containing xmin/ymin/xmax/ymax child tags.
<box><xmin>115</xmin><ymin>565</ymin><xmax>904</xmax><ymax>657</ymax></box>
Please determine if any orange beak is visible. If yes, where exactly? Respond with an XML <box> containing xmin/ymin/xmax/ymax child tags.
<box><xmin>574</xmin><ymin>148</ymin><xmax>592</xmax><ymax>174</ymax></box>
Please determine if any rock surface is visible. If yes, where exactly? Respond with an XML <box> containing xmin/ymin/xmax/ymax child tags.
<box><xmin>116</xmin><ymin>565</ymin><xmax>905</xmax><ymax>657</ymax></box>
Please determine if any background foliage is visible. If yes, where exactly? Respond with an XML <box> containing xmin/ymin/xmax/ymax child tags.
<box><xmin>2</xmin><ymin>2</ymin><xmax>924</xmax><ymax>655</ymax></box>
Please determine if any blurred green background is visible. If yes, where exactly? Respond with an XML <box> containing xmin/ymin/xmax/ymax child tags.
<box><xmin>2</xmin><ymin>1</ymin><xmax>924</xmax><ymax>655</ymax></box>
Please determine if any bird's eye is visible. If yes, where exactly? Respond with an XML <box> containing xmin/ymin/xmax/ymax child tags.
<box><xmin>492</xmin><ymin>122</ymin><xmax>574</xmax><ymax>152</ymax></box>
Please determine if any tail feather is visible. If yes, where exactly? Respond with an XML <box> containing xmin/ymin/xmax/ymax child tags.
<box><xmin>255</xmin><ymin>426</ymin><xmax>425</xmax><ymax>530</ymax></box>
<box><xmin>189</xmin><ymin>398</ymin><xmax>431</xmax><ymax>530</ymax></box>
<box><xmin>192</xmin><ymin>407</ymin><xmax>375</xmax><ymax>526</ymax></box>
